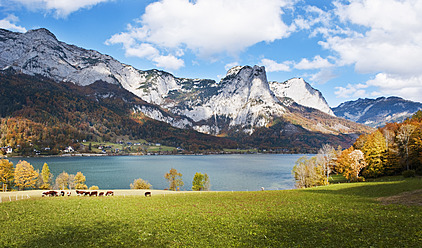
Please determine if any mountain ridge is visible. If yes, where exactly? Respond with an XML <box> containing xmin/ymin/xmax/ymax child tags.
<box><xmin>332</xmin><ymin>96</ymin><xmax>422</xmax><ymax>127</ymax></box>
<box><xmin>0</xmin><ymin>28</ymin><xmax>374</xmax><ymax>152</ymax></box>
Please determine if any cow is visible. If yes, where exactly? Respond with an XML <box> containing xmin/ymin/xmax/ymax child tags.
<box><xmin>84</xmin><ymin>191</ymin><xmax>91</xmax><ymax>196</ymax></box>
<box><xmin>76</xmin><ymin>190</ymin><xmax>85</xmax><ymax>196</ymax></box>
<box><xmin>99</xmin><ymin>192</ymin><xmax>104</xmax><ymax>196</ymax></box>
<box><xmin>90</xmin><ymin>191</ymin><xmax>98</xmax><ymax>197</ymax></box>
<box><xmin>145</xmin><ymin>191</ymin><xmax>151</xmax><ymax>197</ymax></box>
<box><xmin>105</xmin><ymin>191</ymin><xmax>114</xmax><ymax>196</ymax></box>
<box><xmin>42</xmin><ymin>190</ymin><xmax>58</xmax><ymax>197</ymax></box>
<box><xmin>60</xmin><ymin>191</ymin><xmax>65</xmax><ymax>196</ymax></box>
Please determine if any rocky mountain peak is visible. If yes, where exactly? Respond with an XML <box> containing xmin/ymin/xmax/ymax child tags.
<box><xmin>269</xmin><ymin>78</ymin><xmax>334</xmax><ymax>116</ymax></box>
<box><xmin>25</xmin><ymin>28</ymin><xmax>57</xmax><ymax>41</ymax></box>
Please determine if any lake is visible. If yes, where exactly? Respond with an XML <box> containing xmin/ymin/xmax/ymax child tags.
<box><xmin>8</xmin><ymin>154</ymin><xmax>306</xmax><ymax>191</ymax></box>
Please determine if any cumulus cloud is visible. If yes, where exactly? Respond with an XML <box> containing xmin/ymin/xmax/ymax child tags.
<box><xmin>311</xmin><ymin>0</ymin><xmax>422</xmax><ymax>101</ymax></box>
<box><xmin>0</xmin><ymin>14</ymin><xmax>26</xmax><ymax>32</ymax></box>
<box><xmin>365</xmin><ymin>73</ymin><xmax>422</xmax><ymax>102</ymax></box>
<box><xmin>260</xmin><ymin>58</ymin><xmax>291</xmax><ymax>72</ymax></box>
<box><xmin>107</xmin><ymin>0</ymin><xmax>294</xmax><ymax>71</ymax></box>
<box><xmin>6</xmin><ymin>0</ymin><xmax>112</xmax><ymax>18</ymax></box>
<box><xmin>334</xmin><ymin>83</ymin><xmax>368</xmax><ymax>99</ymax></box>
<box><xmin>309</xmin><ymin>69</ymin><xmax>337</xmax><ymax>84</ymax></box>
<box><xmin>294</xmin><ymin>55</ymin><xmax>333</xmax><ymax>70</ymax></box>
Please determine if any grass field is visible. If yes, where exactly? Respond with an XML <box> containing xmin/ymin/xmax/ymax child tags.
<box><xmin>0</xmin><ymin>177</ymin><xmax>421</xmax><ymax>247</ymax></box>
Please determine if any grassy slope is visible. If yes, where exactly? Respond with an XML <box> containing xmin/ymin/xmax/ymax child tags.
<box><xmin>0</xmin><ymin>178</ymin><xmax>421</xmax><ymax>247</ymax></box>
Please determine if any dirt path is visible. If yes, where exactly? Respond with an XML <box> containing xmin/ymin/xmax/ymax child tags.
<box><xmin>378</xmin><ymin>189</ymin><xmax>422</xmax><ymax>206</ymax></box>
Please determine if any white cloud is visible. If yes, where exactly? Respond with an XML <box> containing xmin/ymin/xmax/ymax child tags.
<box><xmin>365</xmin><ymin>73</ymin><xmax>422</xmax><ymax>102</ymax></box>
<box><xmin>335</xmin><ymin>83</ymin><xmax>368</xmax><ymax>98</ymax></box>
<box><xmin>305</xmin><ymin>0</ymin><xmax>422</xmax><ymax>101</ymax></box>
<box><xmin>309</xmin><ymin>69</ymin><xmax>337</xmax><ymax>84</ymax></box>
<box><xmin>260</xmin><ymin>58</ymin><xmax>291</xmax><ymax>72</ymax></box>
<box><xmin>107</xmin><ymin>0</ymin><xmax>294</xmax><ymax>71</ymax></box>
<box><xmin>294</xmin><ymin>55</ymin><xmax>333</xmax><ymax>70</ymax></box>
<box><xmin>325</xmin><ymin>0</ymin><xmax>422</xmax><ymax>76</ymax></box>
<box><xmin>7</xmin><ymin>0</ymin><xmax>112</xmax><ymax>18</ymax></box>
<box><xmin>152</xmin><ymin>55</ymin><xmax>185</xmax><ymax>71</ymax></box>
<box><xmin>0</xmin><ymin>14</ymin><xmax>26</xmax><ymax>32</ymax></box>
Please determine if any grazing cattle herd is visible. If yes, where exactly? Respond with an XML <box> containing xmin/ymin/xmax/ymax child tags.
<box><xmin>42</xmin><ymin>190</ymin><xmax>115</xmax><ymax>197</ymax></box>
<box><xmin>41</xmin><ymin>190</ymin><xmax>152</xmax><ymax>197</ymax></box>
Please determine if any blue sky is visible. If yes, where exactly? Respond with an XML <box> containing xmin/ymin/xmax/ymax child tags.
<box><xmin>0</xmin><ymin>0</ymin><xmax>421</xmax><ymax>107</ymax></box>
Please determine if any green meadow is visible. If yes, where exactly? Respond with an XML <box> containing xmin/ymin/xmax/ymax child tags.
<box><xmin>0</xmin><ymin>177</ymin><xmax>421</xmax><ymax>247</ymax></box>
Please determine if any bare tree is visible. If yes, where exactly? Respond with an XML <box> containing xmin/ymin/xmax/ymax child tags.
<box><xmin>316</xmin><ymin>144</ymin><xmax>336</xmax><ymax>184</ymax></box>
<box><xmin>396</xmin><ymin>124</ymin><xmax>416</xmax><ymax>170</ymax></box>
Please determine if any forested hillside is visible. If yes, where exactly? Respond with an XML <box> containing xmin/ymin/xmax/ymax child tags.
<box><xmin>0</xmin><ymin>70</ymin><xmax>237</xmax><ymax>155</ymax></box>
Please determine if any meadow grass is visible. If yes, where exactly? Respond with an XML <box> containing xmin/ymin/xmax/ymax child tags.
<box><xmin>0</xmin><ymin>177</ymin><xmax>421</xmax><ymax>247</ymax></box>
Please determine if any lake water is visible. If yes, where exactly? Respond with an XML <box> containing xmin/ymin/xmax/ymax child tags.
<box><xmin>8</xmin><ymin>154</ymin><xmax>305</xmax><ymax>191</ymax></box>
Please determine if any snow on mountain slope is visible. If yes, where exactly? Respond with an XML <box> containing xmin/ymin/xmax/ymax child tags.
<box><xmin>269</xmin><ymin>78</ymin><xmax>334</xmax><ymax>116</ymax></box>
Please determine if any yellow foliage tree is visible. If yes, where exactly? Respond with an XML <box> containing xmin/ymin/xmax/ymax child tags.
<box><xmin>74</xmin><ymin>171</ymin><xmax>88</xmax><ymax>189</ymax></box>
<box><xmin>55</xmin><ymin>171</ymin><xmax>69</xmax><ymax>190</ymax></box>
<box><xmin>164</xmin><ymin>168</ymin><xmax>184</xmax><ymax>191</ymax></box>
<box><xmin>14</xmin><ymin>160</ymin><xmax>39</xmax><ymax>190</ymax></box>
<box><xmin>130</xmin><ymin>178</ymin><xmax>152</xmax><ymax>189</ymax></box>
<box><xmin>40</xmin><ymin>163</ymin><xmax>53</xmax><ymax>189</ymax></box>
<box><xmin>336</xmin><ymin>147</ymin><xmax>367</xmax><ymax>182</ymax></box>
<box><xmin>0</xmin><ymin>159</ymin><xmax>14</xmax><ymax>191</ymax></box>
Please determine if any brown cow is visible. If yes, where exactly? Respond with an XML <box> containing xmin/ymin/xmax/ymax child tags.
<box><xmin>99</xmin><ymin>192</ymin><xmax>104</xmax><ymax>196</ymax></box>
<box><xmin>105</xmin><ymin>191</ymin><xmax>114</xmax><ymax>196</ymax></box>
<box><xmin>90</xmin><ymin>191</ymin><xmax>98</xmax><ymax>197</ymax></box>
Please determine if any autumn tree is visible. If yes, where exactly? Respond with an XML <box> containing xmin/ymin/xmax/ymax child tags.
<box><xmin>164</xmin><ymin>168</ymin><xmax>184</xmax><ymax>191</ymax></box>
<box><xmin>55</xmin><ymin>171</ymin><xmax>69</xmax><ymax>190</ymax></box>
<box><xmin>292</xmin><ymin>156</ymin><xmax>325</xmax><ymax>188</ymax></box>
<box><xmin>396</xmin><ymin>124</ymin><xmax>416</xmax><ymax>170</ymax></box>
<box><xmin>14</xmin><ymin>160</ymin><xmax>39</xmax><ymax>190</ymax></box>
<box><xmin>74</xmin><ymin>171</ymin><xmax>88</xmax><ymax>189</ymax></box>
<box><xmin>337</xmin><ymin>149</ymin><xmax>367</xmax><ymax>182</ymax></box>
<box><xmin>40</xmin><ymin>163</ymin><xmax>53</xmax><ymax>189</ymax></box>
<box><xmin>130</xmin><ymin>178</ymin><xmax>152</xmax><ymax>189</ymax></box>
<box><xmin>361</xmin><ymin>130</ymin><xmax>387</xmax><ymax>178</ymax></box>
<box><xmin>0</xmin><ymin>159</ymin><xmax>14</xmax><ymax>191</ymax></box>
<box><xmin>192</xmin><ymin>172</ymin><xmax>205</xmax><ymax>191</ymax></box>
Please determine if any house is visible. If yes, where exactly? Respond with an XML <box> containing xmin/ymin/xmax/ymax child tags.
<box><xmin>6</xmin><ymin>147</ymin><xmax>12</xmax><ymax>154</ymax></box>
<box><xmin>64</xmin><ymin>146</ymin><xmax>74</xmax><ymax>153</ymax></box>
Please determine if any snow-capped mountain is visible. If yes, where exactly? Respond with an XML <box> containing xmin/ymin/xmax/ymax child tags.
<box><xmin>332</xmin><ymin>97</ymin><xmax>422</xmax><ymax>127</ymax></box>
<box><xmin>269</xmin><ymin>78</ymin><xmax>334</xmax><ymax>116</ymax></box>
<box><xmin>0</xmin><ymin>28</ymin><xmax>367</xmax><ymax>138</ymax></box>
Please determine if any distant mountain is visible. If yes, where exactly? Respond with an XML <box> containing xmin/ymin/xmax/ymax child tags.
<box><xmin>332</xmin><ymin>97</ymin><xmax>422</xmax><ymax>127</ymax></box>
<box><xmin>0</xmin><ymin>28</ymin><xmax>374</xmax><ymax>152</ymax></box>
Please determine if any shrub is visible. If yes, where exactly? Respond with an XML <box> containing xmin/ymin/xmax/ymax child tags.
<box><xmin>89</xmin><ymin>185</ymin><xmax>99</xmax><ymax>190</ymax></box>
<box><xmin>402</xmin><ymin>170</ymin><xmax>416</xmax><ymax>178</ymax></box>
<box><xmin>130</xmin><ymin>178</ymin><xmax>152</xmax><ymax>189</ymax></box>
